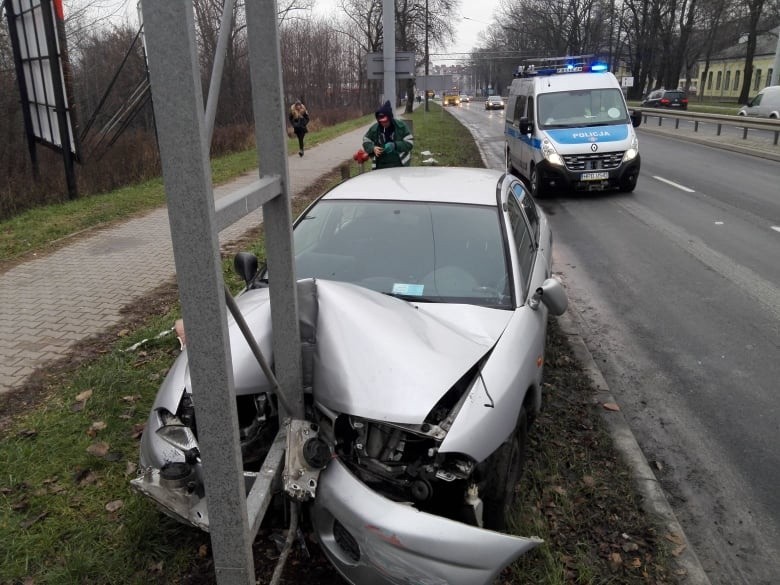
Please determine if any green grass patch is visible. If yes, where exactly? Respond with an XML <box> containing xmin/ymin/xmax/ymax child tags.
<box><xmin>406</xmin><ymin>102</ymin><xmax>485</xmax><ymax>167</ymax></box>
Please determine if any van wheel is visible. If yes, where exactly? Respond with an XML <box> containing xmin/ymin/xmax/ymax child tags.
<box><xmin>530</xmin><ymin>166</ymin><xmax>544</xmax><ymax>198</ymax></box>
<box><xmin>482</xmin><ymin>407</ymin><xmax>528</xmax><ymax>531</ymax></box>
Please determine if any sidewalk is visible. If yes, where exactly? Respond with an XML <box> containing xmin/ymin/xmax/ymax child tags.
<box><xmin>0</xmin><ymin>125</ymin><xmax>371</xmax><ymax>396</ymax></box>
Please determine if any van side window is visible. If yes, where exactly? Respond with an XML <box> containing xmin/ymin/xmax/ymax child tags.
<box><xmin>513</xmin><ymin>95</ymin><xmax>527</xmax><ymax>125</ymax></box>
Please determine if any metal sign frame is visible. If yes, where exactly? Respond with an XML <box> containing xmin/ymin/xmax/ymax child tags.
<box><xmin>141</xmin><ymin>1</ymin><xmax>302</xmax><ymax>583</ymax></box>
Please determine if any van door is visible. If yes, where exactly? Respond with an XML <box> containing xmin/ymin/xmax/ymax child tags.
<box><xmin>746</xmin><ymin>91</ymin><xmax>764</xmax><ymax>117</ymax></box>
<box><xmin>519</xmin><ymin>96</ymin><xmax>536</xmax><ymax>177</ymax></box>
<box><xmin>507</xmin><ymin>94</ymin><xmax>525</xmax><ymax>175</ymax></box>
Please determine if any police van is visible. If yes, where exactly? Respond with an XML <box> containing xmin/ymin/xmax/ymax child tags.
<box><xmin>505</xmin><ymin>56</ymin><xmax>642</xmax><ymax>196</ymax></box>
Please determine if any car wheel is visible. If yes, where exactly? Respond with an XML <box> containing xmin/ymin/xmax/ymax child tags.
<box><xmin>482</xmin><ymin>407</ymin><xmax>528</xmax><ymax>531</ymax></box>
<box><xmin>530</xmin><ymin>165</ymin><xmax>544</xmax><ymax>198</ymax></box>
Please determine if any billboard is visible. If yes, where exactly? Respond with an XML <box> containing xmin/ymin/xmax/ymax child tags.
<box><xmin>5</xmin><ymin>0</ymin><xmax>80</xmax><ymax>162</ymax></box>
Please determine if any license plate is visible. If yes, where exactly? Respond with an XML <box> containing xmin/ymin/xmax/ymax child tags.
<box><xmin>581</xmin><ymin>172</ymin><xmax>609</xmax><ymax>181</ymax></box>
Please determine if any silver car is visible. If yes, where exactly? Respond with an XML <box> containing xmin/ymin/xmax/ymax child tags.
<box><xmin>132</xmin><ymin>167</ymin><xmax>567</xmax><ymax>584</ymax></box>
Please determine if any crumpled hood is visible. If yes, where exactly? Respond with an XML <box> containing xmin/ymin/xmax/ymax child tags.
<box><xmin>150</xmin><ymin>280</ymin><xmax>512</xmax><ymax>424</ymax></box>
<box><xmin>312</xmin><ymin>280</ymin><xmax>512</xmax><ymax>423</ymax></box>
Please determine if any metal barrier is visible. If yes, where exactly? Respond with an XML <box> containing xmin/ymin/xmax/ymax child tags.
<box><xmin>636</xmin><ymin>108</ymin><xmax>780</xmax><ymax>146</ymax></box>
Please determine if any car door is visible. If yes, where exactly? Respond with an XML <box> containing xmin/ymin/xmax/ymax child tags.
<box><xmin>501</xmin><ymin>177</ymin><xmax>549</xmax><ymax>400</ymax></box>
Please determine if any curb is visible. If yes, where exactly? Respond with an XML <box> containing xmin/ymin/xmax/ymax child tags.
<box><xmin>555</xmin><ymin>306</ymin><xmax>712</xmax><ymax>585</ymax></box>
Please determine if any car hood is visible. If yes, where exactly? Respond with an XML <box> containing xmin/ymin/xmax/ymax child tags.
<box><xmin>313</xmin><ymin>280</ymin><xmax>512</xmax><ymax>423</ymax></box>
<box><xmin>151</xmin><ymin>280</ymin><xmax>512</xmax><ymax>424</ymax></box>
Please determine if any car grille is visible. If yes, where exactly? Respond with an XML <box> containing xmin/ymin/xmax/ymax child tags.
<box><xmin>563</xmin><ymin>151</ymin><xmax>624</xmax><ymax>171</ymax></box>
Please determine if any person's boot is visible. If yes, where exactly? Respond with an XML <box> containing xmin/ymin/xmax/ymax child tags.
<box><xmin>299</xmin><ymin>149</ymin><xmax>304</xmax><ymax>157</ymax></box>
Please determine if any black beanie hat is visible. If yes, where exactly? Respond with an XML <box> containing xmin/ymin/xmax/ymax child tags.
<box><xmin>375</xmin><ymin>100</ymin><xmax>394</xmax><ymax>120</ymax></box>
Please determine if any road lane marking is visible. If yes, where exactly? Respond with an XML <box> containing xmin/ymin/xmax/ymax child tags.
<box><xmin>653</xmin><ymin>175</ymin><xmax>695</xmax><ymax>192</ymax></box>
<box><xmin>772</xmin><ymin>226</ymin><xmax>780</xmax><ymax>233</ymax></box>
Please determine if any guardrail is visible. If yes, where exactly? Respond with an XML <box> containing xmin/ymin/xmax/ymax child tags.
<box><xmin>635</xmin><ymin>107</ymin><xmax>780</xmax><ymax>145</ymax></box>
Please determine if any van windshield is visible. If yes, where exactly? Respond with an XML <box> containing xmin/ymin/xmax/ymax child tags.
<box><xmin>538</xmin><ymin>88</ymin><xmax>629</xmax><ymax>129</ymax></box>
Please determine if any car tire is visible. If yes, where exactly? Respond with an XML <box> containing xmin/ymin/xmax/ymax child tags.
<box><xmin>482</xmin><ymin>407</ymin><xmax>528</xmax><ymax>531</ymax></box>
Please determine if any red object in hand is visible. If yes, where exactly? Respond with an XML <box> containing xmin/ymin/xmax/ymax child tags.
<box><xmin>353</xmin><ymin>149</ymin><xmax>370</xmax><ymax>163</ymax></box>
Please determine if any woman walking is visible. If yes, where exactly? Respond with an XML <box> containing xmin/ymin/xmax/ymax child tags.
<box><xmin>288</xmin><ymin>100</ymin><xmax>310</xmax><ymax>157</ymax></box>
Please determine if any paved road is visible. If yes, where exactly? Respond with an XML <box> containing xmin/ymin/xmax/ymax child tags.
<box><xmin>449</xmin><ymin>101</ymin><xmax>780</xmax><ymax>585</ymax></box>
<box><xmin>0</xmin><ymin>126</ymin><xmax>371</xmax><ymax>396</ymax></box>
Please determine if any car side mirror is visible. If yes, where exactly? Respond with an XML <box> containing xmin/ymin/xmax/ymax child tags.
<box><xmin>528</xmin><ymin>277</ymin><xmax>567</xmax><ymax>316</ymax></box>
<box><xmin>234</xmin><ymin>251</ymin><xmax>259</xmax><ymax>286</ymax></box>
<box><xmin>746</xmin><ymin>98</ymin><xmax>754</xmax><ymax>107</ymax></box>
<box><xmin>630</xmin><ymin>110</ymin><xmax>642</xmax><ymax>128</ymax></box>
<box><xmin>519</xmin><ymin>117</ymin><xmax>533</xmax><ymax>134</ymax></box>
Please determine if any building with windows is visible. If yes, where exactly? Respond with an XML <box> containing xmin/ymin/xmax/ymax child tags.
<box><xmin>695</xmin><ymin>26</ymin><xmax>779</xmax><ymax>102</ymax></box>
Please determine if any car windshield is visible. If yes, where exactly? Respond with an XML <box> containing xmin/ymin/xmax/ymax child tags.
<box><xmin>488</xmin><ymin>97</ymin><xmax>502</xmax><ymax>102</ymax></box>
<box><xmin>538</xmin><ymin>88</ymin><xmax>629</xmax><ymax>129</ymax></box>
<box><xmin>293</xmin><ymin>199</ymin><xmax>511</xmax><ymax>308</ymax></box>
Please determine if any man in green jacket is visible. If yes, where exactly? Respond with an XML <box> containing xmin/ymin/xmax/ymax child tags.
<box><xmin>362</xmin><ymin>101</ymin><xmax>414</xmax><ymax>169</ymax></box>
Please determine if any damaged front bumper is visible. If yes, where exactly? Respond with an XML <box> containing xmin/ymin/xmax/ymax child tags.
<box><xmin>311</xmin><ymin>458</ymin><xmax>541</xmax><ymax>585</ymax></box>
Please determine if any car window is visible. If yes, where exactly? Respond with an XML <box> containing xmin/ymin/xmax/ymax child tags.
<box><xmin>512</xmin><ymin>182</ymin><xmax>539</xmax><ymax>244</ymax></box>
<box><xmin>513</xmin><ymin>95</ymin><xmax>527</xmax><ymax>124</ymax></box>
<box><xmin>664</xmin><ymin>91</ymin><xmax>684</xmax><ymax>99</ymax></box>
<box><xmin>538</xmin><ymin>88</ymin><xmax>628</xmax><ymax>128</ymax></box>
<box><xmin>506</xmin><ymin>196</ymin><xmax>535</xmax><ymax>296</ymax></box>
<box><xmin>293</xmin><ymin>200</ymin><xmax>512</xmax><ymax>308</ymax></box>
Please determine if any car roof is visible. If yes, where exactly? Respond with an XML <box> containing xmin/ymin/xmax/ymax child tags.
<box><xmin>321</xmin><ymin>167</ymin><xmax>505</xmax><ymax>206</ymax></box>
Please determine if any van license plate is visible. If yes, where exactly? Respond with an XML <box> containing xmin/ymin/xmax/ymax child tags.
<box><xmin>581</xmin><ymin>172</ymin><xmax>609</xmax><ymax>181</ymax></box>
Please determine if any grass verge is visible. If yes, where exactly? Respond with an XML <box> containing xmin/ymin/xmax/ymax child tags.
<box><xmin>1</xmin><ymin>103</ymin><xmax>673</xmax><ymax>584</ymax></box>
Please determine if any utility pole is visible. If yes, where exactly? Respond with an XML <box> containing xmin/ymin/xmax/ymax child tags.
<box><xmin>383</xmin><ymin>0</ymin><xmax>396</xmax><ymax>106</ymax></box>
<box><xmin>425</xmin><ymin>0</ymin><xmax>429</xmax><ymax>112</ymax></box>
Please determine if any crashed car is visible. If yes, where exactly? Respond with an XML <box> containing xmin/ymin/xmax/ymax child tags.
<box><xmin>132</xmin><ymin>167</ymin><xmax>567</xmax><ymax>584</ymax></box>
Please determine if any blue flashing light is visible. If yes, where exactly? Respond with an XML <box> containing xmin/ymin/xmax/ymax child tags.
<box><xmin>591</xmin><ymin>62</ymin><xmax>608</xmax><ymax>72</ymax></box>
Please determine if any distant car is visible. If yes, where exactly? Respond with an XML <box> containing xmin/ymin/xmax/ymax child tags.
<box><xmin>641</xmin><ymin>89</ymin><xmax>688</xmax><ymax>110</ymax></box>
<box><xmin>132</xmin><ymin>166</ymin><xmax>567</xmax><ymax>585</ymax></box>
<box><xmin>738</xmin><ymin>85</ymin><xmax>780</xmax><ymax>118</ymax></box>
<box><xmin>460</xmin><ymin>94</ymin><xmax>470</xmax><ymax>103</ymax></box>
<box><xmin>443</xmin><ymin>93</ymin><xmax>461</xmax><ymax>106</ymax></box>
<box><xmin>485</xmin><ymin>95</ymin><xmax>505</xmax><ymax>110</ymax></box>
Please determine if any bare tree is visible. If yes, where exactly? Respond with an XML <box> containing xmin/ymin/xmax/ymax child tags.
<box><xmin>738</xmin><ymin>0</ymin><xmax>768</xmax><ymax>103</ymax></box>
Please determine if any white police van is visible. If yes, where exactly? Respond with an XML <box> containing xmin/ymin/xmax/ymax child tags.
<box><xmin>505</xmin><ymin>56</ymin><xmax>642</xmax><ymax>196</ymax></box>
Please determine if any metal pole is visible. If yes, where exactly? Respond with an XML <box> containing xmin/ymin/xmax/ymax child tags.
<box><xmin>142</xmin><ymin>2</ymin><xmax>255</xmax><ymax>583</ymax></box>
<box><xmin>383</xmin><ymin>0</ymin><xmax>395</xmax><ymax>106</ymax></box>
<box><xmin>425</xmin><ymin>0</ymin><xmax>429</xmax><ymax>112</ymax></box>
<box><xmin>771</xmin><ymin>29</ymin><xmax>780</xmax><ymax>86</ymax></box>
<box><xmin>204</xmin><ymin>0</ymin><xmax>236</xmax><ymax>145</ymax></box>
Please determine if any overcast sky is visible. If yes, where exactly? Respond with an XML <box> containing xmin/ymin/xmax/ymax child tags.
<box><xmin>312</xmin><ymin>0</ymin><xmax>501</xmax><ymax>58</ymax></box>
<box><xmin>66</xmin><ymin>0</ymin><xmax>501</xmax><ymax>58</ymax></box>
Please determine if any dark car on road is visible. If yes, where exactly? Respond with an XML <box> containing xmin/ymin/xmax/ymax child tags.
<box><xmin>641</xmin><ymin>89</ymin><xmax>688</xmax><ymax>110</ymax></box>
<box><xmin>485</xmin><ymin>95</ymin><xmax>505</xmax><ymax>110</ymax></box>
